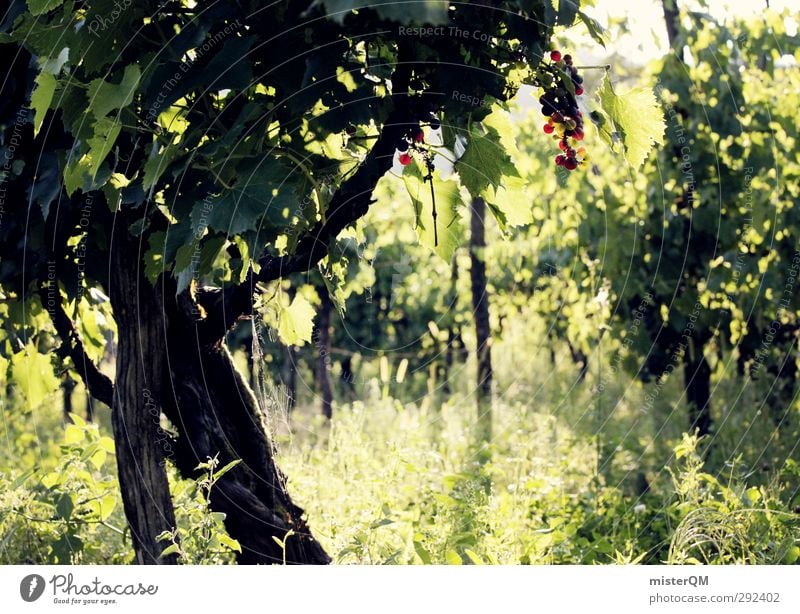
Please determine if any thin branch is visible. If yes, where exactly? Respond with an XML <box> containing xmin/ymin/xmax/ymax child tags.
<box><xmin>39</xmin><ymin>285</ymin><xmax>114</xmax><ymax>408</ymax></box>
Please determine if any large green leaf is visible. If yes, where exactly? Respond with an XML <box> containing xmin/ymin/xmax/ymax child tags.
<box><xmin>30</xmin><ymin>72</ymin><xmax>57</xmax><ymax>136</ymax></box>
<box><xmin>63</xmin><ymin>117</ymin><xmax>122</xmax><ymax>195</ymax></box>
<box><xmin>403</xmin><ymin>164</ymin><xmax>463</xmax><ymax>260</ymax></box>
<box><xmin>10</xmin><ymin>345</ymin><xmax>60</xmax><ymax>409</ymax></box>
<box><xmin>578</xmin><ymin>10</ymin><xmax>606</xmax><ymax>47</ymax></box>
<box><xmin>596</xmin><ymin>74</ymin><xmax>665</xmax><ymax>169</ymax></box>
<box><xmin>193</xmin><ymin>159</ymin><xmax>302</xmax><ymax>235</ymax></box>
<box><xmin>557</xmin><ymin>0</ymin><xmax>580</xmax><ymax>27</ymax></box>
<box><xmin>457</xmin><ymin>122</ymin><xmax>514</xmax><ymax>198</ymax></box>
<box><xmin>483</xmin><ymin>174</ymin><xmax>532</xmax><ymax>228</ymax></box>
<box><xmin>277</xmin><ymin>294</ymin><xmax>316</xmax><ymax>346</ymax></box>
<box><xmin>457</xmin><ymin>113</ymin><xmax>531</xmax><ymax>227</ymax></box>
<box><xmin>27</xmin><ymin>0</ymin><xmax>64</xmax><ymax>16</ymax></box>
<box><xmin>87</xmin><ymin>65</ymin><xmax>141</xmax><ymax>119</ymax></box>
<box><xmin>143</xmin><ymin>141</ymin><xmax>180</xmax><ymax>192</ymax></box>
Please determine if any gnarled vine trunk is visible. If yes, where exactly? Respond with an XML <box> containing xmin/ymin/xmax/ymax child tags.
<box><xmin>470</xmin><ymin>197</ymin><xmax>493</xmax><ymax>444</ymax></box>
<box><xmin>108</xmin><ymin>235</ymin><xmax>178</xmax><ymax>564</ymax></box>
<box><xmin>161</xmin><ymin>295</ymin><xmax>329</xmax><ymax>564</ymax></box>
<box><xmin>107</xmin><ymin>232</ymin><xmax>329</xmax><ymax>564</ymax></box>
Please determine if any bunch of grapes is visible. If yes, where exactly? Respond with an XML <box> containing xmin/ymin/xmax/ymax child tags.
<box><xmin>396</xmin><ymin>111</ymin><xmax>439</xmax><ymax>166</ymax></box>
<box><xmin>537</xmin><ymin>50</ymin><xmax>589</xmax><ymax>171</ymax></box>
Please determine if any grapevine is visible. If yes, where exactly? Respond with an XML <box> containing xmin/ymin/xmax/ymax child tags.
<box><xmin>535</xmin><ymin>50</ymin><xmax>589</xmax><ymax>171</ymax></box>
<box><xmin>394</xmin><ymin>113</ymin><xmax>442</xmax><ymax>246</ymax></box>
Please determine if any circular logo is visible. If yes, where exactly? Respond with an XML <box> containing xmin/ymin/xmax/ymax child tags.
<box><xmin>20</xmin><ymin>574</ymin><xmax>45</xmax><ymax>602</ymax></box>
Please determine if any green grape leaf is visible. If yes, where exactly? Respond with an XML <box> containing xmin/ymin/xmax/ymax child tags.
<box><xmin>173</xmin><ymin>236</ymin><xmax>227</xmax><ymax>294</ymax></box>
<box><xmin>30</xmin><ymin>72</ymin><xmax>57</xmax><ymax>136</ymax></box>
<box><xmin>143</xmin><ymin>141</ymin><xmax>180</xmax><ymax>192</ymax></box>
<box><xmin>457</xmin><ymin>122</ymin><xmax>515</xmax><ymax>198</ymax></box>
<box><xmin>40</xmin><ymin>47</ymin><xmax>70</xmax><ymax>75</ymax></box>
<box><xmin>10</xmin><ymin>345</ymin><xmax>60</xmax><ymax>409</ymax></box>
<box><xmin>77</xmin><ymin>306</ymin><xmax>107</xmax><ymax>362</ymax></box>
<box><xmin>27</xmin><ymin>0</ymin><xmax>64</xmax><ymax>16</ymax></box>
<box><xmin>144</xmin><ymin>231</ymin><xmax>168</xmax><ymax>283</ymax></box>
<box><xmin>483</xmin><ymin>174</ymin><xmax>532</xmax><ymax>228</ymax></box>
<box><xmin>218</xmin><ymin>534</ymin><xmax>242</xmax><ymax>553</ymax></box>
<box><xmin>557</xmin><ymin>0</ymin><xmax>580</xmax><ymax>27</ymax></box>
<box><xmin>55</xmin><ymin>493</ymin><xmax>74</xmax><ymax>520</ymax></box>
<box><xmin>195</xmin><ymin>159</ymin><xmax>302</xmax><ymax>235</ymax></box>
<box><xmin>98</xmin><ymin>493</ymin><xmax>117</xmax><ymax>521</ymax></box>
<box><xmin>578</xmin><ymin>11</ymin><xmax>607</xmax><ymax>47</ymax></box>
<box><xmin>403</xmin><ymin>164</ymin><xmax>463</xmax><ymax>261</ymax></box>
<box><xmin>413</xmin><ymin>540</ymin><xmax>432</xmax><ymax>564</ymax></box>
<box><xmin>456</xmin><ymin>112</ymin><xmax>530</xmax><ymax>228</ymax></box>
<box><xmin>52</xmin><ymin>533</ymin><xmax>83</xmax><ymax>563</ymax></box>
<box><xmin>230</xmin><ymin>235</ymin><xmax>252</xmax><ymax>284</ymax></box>
<box><xmin>277</xmin><ymin>294</ymin><xmax>316</xmax><ymax>346</ymax></box>
<box><xmin>596</xmin><ymin>74</ymin><xmax>665</xmax><ymax>169</ymax></box>
<box><xmin>87</xmin><ymin>65</ymin><xmax>141</xmax><ymax>119</ymax></box>
<box><xmin>63</xmin><ymin>117</ymin><xmax>122</xmax><ymax>195</ymax></box>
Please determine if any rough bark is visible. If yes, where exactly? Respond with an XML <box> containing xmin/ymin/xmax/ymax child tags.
<box><xmin>61</xmin><ymin>48</ymin><xmax>413</xmax><ymax>566</ymax></box>
<box><xmin>470</xmin><ymin>197</ymin><xmax>493</xmax><ymax>443</ymax></box>
<box><xmin>145</xmin><ymin>53</ymin><xmax>412</xmax><ymax>562</ymax></box>
<box><xmin>161</xmin><ymin>302</ymin><xmax>330</xmax><ymax>563</ymax></box>
<box><xmin>315</xmin><ymin>285</ymin><xmax>334</xmax><ymax>419</ymax></box>
<box><xmin>108</xmin><ymin>235</ymin><xmax>178</xmax><ymax>565</ymax></box>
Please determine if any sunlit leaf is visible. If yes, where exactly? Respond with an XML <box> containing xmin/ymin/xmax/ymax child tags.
<box><xmin>10</xmin><ymin>345</ymin><xmax>60</xmax><ymax>409</ymax></box>
<box><xmin>596</xmin><ymin>74</ymin><xmax>665</xmax><ymax>169</ymax></box>
<box><xmin>277</xmin><ymin>294</ymin><xmax>316</xmax><ymax>346</ymax></box>
<box><xmin>30</xmin><ymin>72</ymin><xmax>57</xmax><ymax>136</ymax></box>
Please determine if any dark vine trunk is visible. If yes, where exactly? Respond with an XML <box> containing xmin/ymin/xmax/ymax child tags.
<box><xmin>470</xmin><ymin>197</ymin><xmax>492</xmax><ymax>443</ymax></box>
<box><xmin>661</xmin><ymin>0</ymin><xmax>681</xmax><ymax>53</ymax></box>
<box><xmin>108</xmin><ymin>237</ymin><xmax>178</xmax><ymax>565</ymax></box>
<box><xmin>315</xmin><ymin>286</ymin><xmax>334</xmax><ymax>419</ymax></box>
<box><xmin>62</xmin><ymin>374</ymin><xmax>75</xmax><ymax>422</ymax></box>
<box><xmin>161</xmin><ymin>309</ymin><xmax>330</xmax><ymax>563</ymax></box>
<box><xmin>766</xmin><ymin>349</ymin><xmax>797</xmax><ymax>428</ymax></box>
<box><xmin>443</xmin><ymin>331</ymin><xmax>454</xmax><ymax>396</ymax></box>
<box><xmin>566</xmin><ymin>339</ymin><xmax>589</xmax><ymax>383</ymax></box>
<box><xmin>340</xmin><ymin>356</ymin><xmax>356</xmax><ymax>401</ymax></box>
<box><xmin>443</xmin><ymin>257</ymin><xmax>460</xmax><ymax>396</ymax></box>
<box><xmin>85</xmin><ymin>389</ymin><xmax>95</xmax><ymax>422</ymax></box>
<box><xmin>683</xmin><ymin>344</ymin><xmax>712</xmax><ymax>438</ymax></box>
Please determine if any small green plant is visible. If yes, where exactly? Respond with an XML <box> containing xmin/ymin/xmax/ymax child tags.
<box><xmin>0</xmin><ymin>414</ymin><xmax>130</xmax><ymax>564</ymax></box>
<box><xmin>667</xmin><ymin>434</ymin><xmax>800</xmax><ymax>565</ymax></box>
<box><xmin>157</xmin><ymin>455</ymin><xmax>242</xmax><ymax>564</ymax></box>
<box><xmin>271</xmin><ymin>529</ymin><xmax>296</xmax><ymax>565</ymax></box>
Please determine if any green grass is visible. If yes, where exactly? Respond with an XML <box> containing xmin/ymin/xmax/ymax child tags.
<box><xmin>275</xmin><ymin>388</ymin><xmax>800</xmax><ymax>564</ymax></box>
<box><xmin>2</xmin><ymin>338</ymin><xmax>799</xmax><ymax>564</ymax></box>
